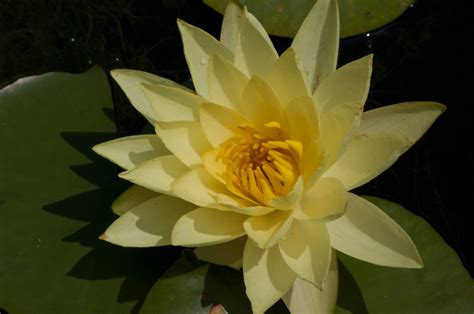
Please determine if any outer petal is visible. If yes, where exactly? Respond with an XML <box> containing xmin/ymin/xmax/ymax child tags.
<box><xmin>313</xmin><ymin>54</ymin><xmax>373</xmax><ymax>114</ymax></box>
<box><xmin>194</xmin><ymin>236</ymin><xmax>246</xmax><ymax>270</ymax></box>
<box><xmin>241</xmin><ymin>75</ymin><xmax>285</xmax><ymax>130</ymax></box>
<box><xmin>294</xmin><ymin>177</ymin><xmax>347</xmax><ymax>221</ymax></box>
<box><xmin>171</xmin><ymin>167</ymin><xmax>228</xmax><ymax>207</ymax></box>
<box><xmin>207</xmin><ymin>55</ymin><xmax>249</xmax><ymax>110</ymax></box>
<box><xmin>110</xmin><ymin>69</ymin><xmax>181</xmax><ymax>123</ymax></box>
<box><xmin>111</xmin><ymin>185</ymin><xmax>159</xmax><ymax>216</ymax></box>
<box><xmin>100</xmin><ymin>195</ymin><xmax>195</xmax><ymax>247</ymax></box>
<box><xmin>323</xmin><ymin>132</ymin><xmax>411</xmax><ymax>190</ymax></box>
<box><xmin>243</xmin><ymin>210</ymin><xmax>293</xmax><ymax>249</ymax></box>
<box><xmin>327</xmin><ymin>193</ymin><xmax>423</xmax><ymax>268</ymax></box>
<box><xmin>177</xmin><ymin>19</ymin><xmax>233</xmax><ymax>98</ymax></box>
<box><xmin>155</xmin><ymin>121</ymin><xmax>211</xmax><ymax>168</ymax></box>
<box><xmin>279</xmin><ymin>220</ymin><xmax>331</xmax><ymax>288</ymax></box>
<box><xmin>243</xmin><ymin>239</ymin><xmax>296</xmax><ymax>314</ymax></box>
<box><xmin>199</xmin><ymin>102</ymin><xmax>251</xmax><ymax>148</ymax></box>
<box><xmin>283</xmin><ymin>250</ymin><xmax>338</xmax><ymax>314</ymax></box>
<box><xmin>291</xmin><ymin>0</ymin><xmax>339</xmax><ymax>92</ymax></box>
<box><xmin>119</xmin><ymin>155</ymin><xmax>188</xmax><ymax>194</ymax></box>
<box><xmin>92</xmin><ymin>135</ymin><xmax>169</xmax><ymax>170</ymax></box>
<box><xmin>220</xmin><ymin>1</ymin><xmax>243</xmax><ymax>52</ymax></box>
<box><xmin>141</xmin><ymin>83</ymin><xmax>202</xmax><ymax>122</ymax></box>
<box><xmin>266</xmin><ymin>48</ymin><xmax>311</xmax><ymax>106</ymax></box>
<box><xmin>234</xmin><ymin>8</ymin><xmax>278</xmax><ymax>77</ymax></box>
<box><xmin>172</xmin><ymin>207</ymin><xmax>247</xmax><ymax>247</ymax></box>
<box><xmin>359</xmin><ymin>101</ymin><xmax>446</xmax><ymax>143</ymax></box>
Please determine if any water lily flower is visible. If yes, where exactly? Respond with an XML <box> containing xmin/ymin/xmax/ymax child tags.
<box><xmin>93</xmin><ymin>0</ymin><xmax>445</xmax><ymax>312</ymax></box>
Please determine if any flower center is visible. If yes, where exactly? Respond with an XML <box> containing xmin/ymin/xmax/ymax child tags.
<box><xmin>218</xmin><ymin>122</ymin><xmax>302</xmax><ymax>205</ymax></box>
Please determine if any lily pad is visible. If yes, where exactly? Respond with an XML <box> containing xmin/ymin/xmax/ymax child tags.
<box><xmin>0</xmin><ymin>67</ymin><xmax>181</xmax><ymax>313</ymax></box>
<box><xmin>335</xmin><ymin>196</ymin><xmax>473</xmax><ymax>313</ymax></box>
<box><xmin>204</xmin><ymin>0</ymin><xmax>414</xmax><ymax>38</ymax></box>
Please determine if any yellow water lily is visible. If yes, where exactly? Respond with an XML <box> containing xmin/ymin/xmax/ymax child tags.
<box><xmin>93</xmin><ymin>0</ymin><xmax>445</xmax><ymax>312</ymax></box>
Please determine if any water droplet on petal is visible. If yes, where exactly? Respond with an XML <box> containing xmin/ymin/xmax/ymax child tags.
<box><xmin>200</xmin><ymin>56</ymin><xmax>208</xmax><ymax>65</ymax></box>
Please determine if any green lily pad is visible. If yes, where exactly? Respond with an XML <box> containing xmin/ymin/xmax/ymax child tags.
<box><xmin>204</xmin><ymin>0</ymin><xmax>414</xmax><ymax>38</ymax></box>
<box><xmin>335</xmin><ymin>196</ymin><xmax>473</xmax><ymax>313</ymax></box>
<box><xmin>0</xmin><ymin>67</ymin><xmax>181</xmax><ymax>313</ymax></box>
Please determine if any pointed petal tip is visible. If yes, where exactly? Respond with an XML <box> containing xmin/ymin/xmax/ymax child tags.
<box><xmin>99</xmin><ymin>233</ymin><xmax>108</xmax><ymax>241</ymax></box>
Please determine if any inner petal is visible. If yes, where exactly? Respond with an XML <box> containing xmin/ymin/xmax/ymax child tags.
<box><xmin>215</xmin><ymin>121</ymin><xmax>302</xmax><ymax>206</ymax></box>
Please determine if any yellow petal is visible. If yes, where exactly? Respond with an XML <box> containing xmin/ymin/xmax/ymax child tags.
<box><xmin>279</xmin><ymin>220</ymin><xmax>331</xmax><ymax>287</ymax></box>
<box><xmin>220</xmin><ymin>1</ymin><xmax>243</xmax><ymax>52</ymax></box>
<box><xmin>101</xmin><ymin>195</ymin><xmax>195</xmax><ymax>247</ymax></box>
<box><xmin>291</xmin><ymin>0</ymin><xmax>339</xmax><ymax>91</ymax></box>
<box><xmin>269</xmin><ymin>176</ymin><xmax>304</xmax><ymax>211</ymax></box>
<box><xmin>314</xmin><ymin>54</ymin><xmax>372</xmax><ymax>114</ymax></box>
<box><xmin>119</xmin><ymin>155</ymin><xmax>188</xmax><ymax>194</ymax></box>
<box><xmin>243</xmin><ymin>210</ymin><xmax>293</xmax><ymax>249</ymax></box>
<box><xmin>323</xmin><ymin>132</ymin><xmax>410</xmax><ymax>190</ymax></box>
<box><xmin>283</xmin><ymin>249</ymin><xmax>338</xmax><ymax>314</ymax></box>
<box><xmin>234</xmin><ymin>8</ymin><xmax>278</xmax><ymax>77</ymax></box>
<box><xmin>110</xmin><ymin>69</ymin><xmax>181</xmax><ymax>123</ymax></box>
<box><xmin>171</xmin><ymin>167</ymin><xmax>228</xmax><ymax>207</ymax></box>
<box><xmin>300</xmin><ymin>139</ymin><xmax>328</xmax><ymax>188</ymax></box>
<box><xmin>295</xmin><ymin>177</ymin><xmax>347</xmax><ymax>221</ymax></box>
<box><xmin>266</xmin><ymin>48</ymin><xmax>311</xmax><ymax>106</ymax></box>
<box><xmin>241</xmin><ymin>75</ymin><xmax>285</xmax><ymax>130</ymax></box>
<box><xmin>141</xmin><ymin>82</ymin><xmax>202</xmax><ymax>122</ymax></box>
<box><xmin>177</xmin><ymin>19</ymin><xmax>233</xmax><ymax>98</ymax></box>
<box><xmin>199</xmin><ymin>102</ymin><xmax>251</xmax><ymax>148</ymax></box>
<box><xmin>327</xmin><ymin>193</ymin><xmax>423</xmax><ymax>268</ymax></box>
<box><xmin>319</xmin><ymin>101</ymin><xmax>363</xmax><ymax>167</ymax></box>
<box><xmin>207</xmin><ymin>55</ymin><xmax>249</xmax><ymax>110</ymax></box>
<box><xmin>155</xmin><ymin>121</ymin><xmax>211</xmax><ymax>168</ymax></box>
<box><xmin>359</xmin><ymin>101</ymin><xmax>446</xmax><ymax>144</ymax></box>
<box><xmin>92</xmin><ymin>134</ymin><xmax>169</xmax><ymax>170</ymax></box>
<box><xmin>243</xmin><ymin>239</ymin><xmax>296</xmax><ymax>314</ymax></box>
<box><xmin>172</xmin><ymin>207</ymin><xmax>247</xmax><ymax>247</ymax></box>
<box><xmin>285</xmin><ymin>96</ymin><xmax>319</xmax><ymax>145</ymax></box>
<box><xmin>214</xmin><ymin>196</ymin><xmax>275</xmax><ymax>216</ymax></box>
<box><xmin>111</xmin><ymin>185</ymin><xmax>159</xmax><ymax>216</ymax></box>
<box><xmin>194</xmin><ymin>236</ymin><xmax>246</xmax><ymax>270</ymax></box>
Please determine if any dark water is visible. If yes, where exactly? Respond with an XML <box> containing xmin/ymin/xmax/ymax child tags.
<box><xmin>1</xmin><ymin>0</ymin><xmax>472</xmax><ymax>277</ymax></box>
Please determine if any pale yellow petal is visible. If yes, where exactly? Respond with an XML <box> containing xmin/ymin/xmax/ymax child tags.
<box><xmin>199</xmin><ymin>102</ymin><xmax>251</xmax><ymax>148</ymax></box>
<box><xmin>243</xmin><ymin>239</ymin><xmax>296</xmax><ymax>314</ymax></box>
<box><xmin>194</xmin><ymin>236</ymin><xmax>246</xmax><ymax>270</ymax></box>
<box><xmin>359</xmin><ymin>101</ymin><xmax>446</xmax><ymax>144</ymax></box>
<box><xmin>285</xmin><ymin>96</ymin><xmax>319</xmax><ymax>146</ymax></box>
<box><xmin>119</xmin><ymin>155</ymin><xmax>188</xmax><ymax>194</ymax></box>
<box><xmin>314</xmin><ymin>54</ymin><xmax>372</xmax><ymax>114</ymax></box>
<box><xmin>172</xmin><ymin>207</ymin><xmax>247</xmax><ymax>247</ymax></box>
<box><xmin>220</xmin><ymin>1</ymin><xmax>243</xmax><ymax>52</ymax></box>
<box><xmin>177</xmin><ymin>19</ymin><xmax>233</xmax><ymax>98</ymax></box>
<box><xmin>92</xmin><ymin>134</ymin><xmax>169</xmax><ymax>170</ymax></box>
<box><xmin>241</xmin><ymin>75</ymin><xmax>285</xmax><ymax>130</ymax></box>
<box><xmin>141</xmin><ymin>83</ymin><xmax>202</xmax><ymax>122</ymax></box>
<box><xmin>207</xmin><ymin>55</ymin><xmax>249</xmax><ymax>110</ymax></box>
<box><xmin>213</xmin><ymin>194</ymin><xmax>275</xmax><ymax>216</ymax></box>
<box><xmin>300</xmin><ymin>139</ymin><xmax>328</xmax><ymax>189</ymax></box>
<box><xmin>320</xmin><ymin>101</ymin><xmax>363</xmax><ymax>167</ymax></box>
<box><xmin>234</xmin><ymin>8</ymin><xmax>278</xmax><ymax>77</ymax></box>
<box><xmin>110</xmin><ymin>69</ymin><xmax>182</xmax><ymax>123</ymax></box>
<box><xmin>323</xmin><ymin>132</ymin><xmax>411</xmax><ymax>190</ymax></box>
<box><xmin>291</xmin><ymin>0</ymin><xmax>339</xmax><ymax>92</ymax></box>
<box><xmin>327</xmin><ymin>193</ymin><xmax>423</xmax><ymax>268</ymax></box>
<box><xmin>295</xmin><ymin>177</ymin><xmax>347</xmax><ymax>221</ymax></box>
<box><xmin>171</xmin><ymin>167</ymin><xmax>228</xmax><ymax>207</ymax></box>
<box><xmin>243</xmin><ymin>210</ymin><xmax>293</xmax><ymax>249</ymax></box>
<box><xmin>101</xmin><ymin>195</ymin><xmax>195</xmax><ymax>247</ymax></box>
<box><xmin>279</xmin><ymin>220</ymin><xmax>331</xmax><ymax>287</ymax></box>
<box><xmin>266</xmin><ymin>48</ymin><xmax>311</xmax><ymax>106</ymax></box>
<box><xmin>283</xmin><ymin>250</ymin><xmax>338</xmax><ymax>314</ymax></box>
<box><xmin>111</xmin><ymin>185</ymin><xmax>159</xmax><ymax>216</ymax></box>
<box><xmin>155</xmin><ymin>121</ymin><xmax>211</xmax><ymax>168</ymax></box>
